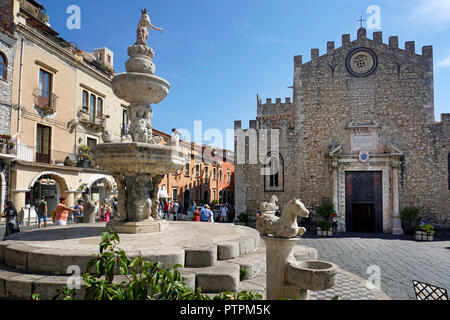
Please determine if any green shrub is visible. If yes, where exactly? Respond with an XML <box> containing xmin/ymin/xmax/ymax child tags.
<box><xmin>47</xmin><ymin>229</ymin><xmax>262</xmax><ymax>301</ymax></box>
<box><xmin>400</xmin><ymin>207</ymin><xmax>421</xmax><ymax>235</ymax></box>
<box><xmin>317</xmin><ymin>204</ymin><xmax>334</xmax><ymax>221</ymax></box>
<box><xmin>240</xmin><ymin>267</ymin><xmax>249</xmax><ymax>281</ymax></box>
<box><xmin>317</xmin><ymin>220</ymin><xmax>332</xmax><ymax>231</ymax></box>
<box><xmin>237</xmin><ymin>213</ymin><xmax>249</xmax><ymax>224</ymax></box>
<box><xmin>418</xmin><ymin>224</ymin><xmax>435</xmax><ymax>236</ymax></box>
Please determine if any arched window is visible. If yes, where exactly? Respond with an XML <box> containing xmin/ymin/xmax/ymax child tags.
<box><xmin>0</xmin><ymin>53</ymin><xmax>6</xmax><ymax>80</ymax></box>
<box><xmin>264</xmin><ymin>153</ymin><xmax>284</xmax><ymax>192</ymax></box>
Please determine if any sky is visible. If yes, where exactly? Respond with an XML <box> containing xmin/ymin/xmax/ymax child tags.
<box><xmin>39</xmin><ymin>0</ymin><xmax>450</xmax><ymax>149</ymax></box>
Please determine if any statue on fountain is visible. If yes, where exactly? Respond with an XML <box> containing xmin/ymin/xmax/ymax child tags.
<box><xmin>136</xmin><ymin>9</ymin><xmax>162</xmax><ymax>45</ymax></box>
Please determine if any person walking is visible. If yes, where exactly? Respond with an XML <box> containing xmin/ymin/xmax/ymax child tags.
<box><xmin>2</xmin><ymin>201</ymin><xmax>20</xmax><ymax>238</ymax></box>
<box><xmin>35</xmin><ymin>197</ymin><xmax>48</xmax><ymax>228</ymax></box>
<box><xmin>54</xmin><ymin>197</ymin><xmax>77</xmax><ymax>226</ymax></box>
<box><xmin>220</xmin><ymin>203</ymin><xmax>228</xmax><ymax>223</ymax></box>
<box><xmin>173</xmin><ymin>202</ymin><xmax>179</xmax><ymax>221</ymax></box>
<box><xmin>164</xmin><ymin>201</ymin><xmax>170</xmax><ymax>220</ymax></box>
<box><xmin>192</xmin><ymin>206</ymin><xmax>200</xmax><ymax>222</ymax></box>
<box><xmin>199</xmin><ymin>204</ymin><xmax>213</xmax><ymax>222</ymax></box>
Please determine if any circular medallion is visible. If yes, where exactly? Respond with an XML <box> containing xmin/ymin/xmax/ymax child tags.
<box><xmin>359</xmin><ymin>151</ymin><xmax>370</xmax><ymax>163</ymax></box>
<box><xmin>346</xmin><ymin>48</ymin><xmax>378</xmax><ymax>77</ymax></box>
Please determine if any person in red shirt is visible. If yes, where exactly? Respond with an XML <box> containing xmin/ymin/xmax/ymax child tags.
<box><xmin>55</xmin><ymin>197</ymin><xmax>76</xmax><ymax>226</ymax></box>
<box><xmin>163</xmin><ymin>201</ymin><xmax>170</xmax><ymax>220</ymax></box>
<box><xmin>192</xmin><ymin>206</ymin><xmax>200</xmax><ymax>222</ymax></box>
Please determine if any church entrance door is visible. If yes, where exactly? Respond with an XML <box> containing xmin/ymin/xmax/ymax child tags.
<box><xmin>345</xmin><ymin>171</ymin><xmax>383</xmax><ymax>233</ymax></box>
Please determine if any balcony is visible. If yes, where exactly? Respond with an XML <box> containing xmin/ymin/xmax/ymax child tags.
<box><xmin>33</xmin><ymin>89</ymin><xmax>57</xmax><ymax>115</ymax></box>
<box><xmin>0</xmin><ymin>135</ymin><xmax>17</xmax><ymax>158</ymax></box>
<box><xmin>78</xmin><ymin>108</ymin><xmax>106</xmax><ymax>132</ymax></box>
<box><xmin>16</xmin><ymin>144</ymin><xmax>79</xmax><ymax>167</ymax></box>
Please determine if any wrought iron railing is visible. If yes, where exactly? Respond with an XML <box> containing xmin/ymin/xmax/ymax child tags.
<box><xmin>33</xmin><ymin>88</ymin><xmax>57</xmax><ymax>114</ymax></box>
<box><xmin>16</xmin><ymin>144</ymin><xmax>79</xmax><ymax>167</ymax></box>
<box><xmin>77</xmin><ymin>107</ymin><xmax>106</xmax><ymax>131</ymax></box>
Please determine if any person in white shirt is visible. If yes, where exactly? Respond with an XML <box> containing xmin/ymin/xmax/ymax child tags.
<box><xmin>220</xmin><ymin>203</ymin><xmax>228</xmax><ymax>223</ymax></box>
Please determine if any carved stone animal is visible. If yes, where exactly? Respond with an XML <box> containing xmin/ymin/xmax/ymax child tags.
<box><xmin>259</xmin><ymin>195</ymin><xmax>279</xmax><ymax>213</ymax></box>
<box><xmin>256</xmin><ymin>199</ymin><xmax>309</xmax><ymax>238</ymax></box>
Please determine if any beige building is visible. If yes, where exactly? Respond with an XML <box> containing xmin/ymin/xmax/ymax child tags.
<box><xmin>6</xmin><ymin>0</ymin><xmax>127</xmax><ymax>216</ymax></box>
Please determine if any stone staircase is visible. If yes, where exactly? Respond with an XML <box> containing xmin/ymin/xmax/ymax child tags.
<box><xmin>0</xmin><ymin>228</ymin><xmax>317</xmax><ymax>300</ymax></box>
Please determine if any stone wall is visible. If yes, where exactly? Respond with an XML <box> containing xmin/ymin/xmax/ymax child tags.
<box><xmin>235</xmin><ymin>28</ymin><xmax>449</xmax><ymax>231</ymax></box>
<box><xmin>0</xmin><ymin>28</ymin><xmax>16</xmax><ymax>135</ymax></box>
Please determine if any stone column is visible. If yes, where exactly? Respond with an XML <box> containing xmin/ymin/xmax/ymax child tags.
<box><xmin>262</xmin><ymin>236</ymin><xmax>307</xmax><ymax>300</ymax></box>
<box><xmin>391</xmin><ymin>160</ymin><xmax>403</xmax><ymax>235</ymax></box>
<box><xmin>12</xmin><ymin>190</ymin><xmax>26</xmax><ymax>211</ymax></box>
<box><xmin>331</xmin><ymin>160</ymin><xmax>339</xmax><ymax>216</ymax></box>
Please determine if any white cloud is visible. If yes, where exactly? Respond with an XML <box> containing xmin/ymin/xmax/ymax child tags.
<box><xmin>437</xmin><ymin>55</ymin><xmax>450</xmax><ymax>67</ymax></box>
<box><xmin>410</xmin><ymin>0</ymin><xmax>450</xmax><ymax>26</ymax></box>
<box><xmin>234</xmin><ymin>21</ymin><xmax>288</xmax><ymax>45</ymax></box>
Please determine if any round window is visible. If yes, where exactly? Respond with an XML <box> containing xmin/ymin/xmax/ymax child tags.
<box><xmin>346</xmin><ymin>48</ymin><xmax>378</xmax><ymax>77</ymax></box>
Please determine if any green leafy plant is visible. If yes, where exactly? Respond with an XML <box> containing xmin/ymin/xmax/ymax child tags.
<box><xmin>48</xmin><ymin>229</ymin><xmax>262</xmax><ymax>301</ymax></box>
<box><xmin>400</xmin><ymin>207</ymin><xmax>420</xmax><ymax>235</ymax></box>
<box><xmin>237</xmin><ymin>212</ymin><xmax>249</xmax><ymax>225</ymax></box>
<box><xmin>417</xmin><ymin>224</ymin><xmax>435</xmax><ymax>236</ymax></box>
<box><xmin>64</xmin><ymin>157</ymin><xmax>76</xmax><ymax>167</ymax></box>
<box><xmin>317</xmin><ymin>204</ymin><xmax>334</xmax><ymax>221</ymax></box>
<box><xmin>32</xmin><ymin>293</ymin><xmax>40</xmax><ymax>300</ymax></box>
<box><xmin>317</xmin><ymin>220</ymin><xmax>332</xmax><ymax>231</ymax></box>
<box><xmin>240</xmin><ymin>267</ymin><xmax>249</xmax><ymax>281</ymax></box>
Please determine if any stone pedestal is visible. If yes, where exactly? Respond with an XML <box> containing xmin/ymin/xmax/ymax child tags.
<box><xmin>392</xmin><ymin>165</ymin><xmax>404</xmax><ymax>235</ymax></box>
<box><xmin>106</xmin><ymin>219</ymin><xmax>169</xmax><ymax>234</ymax></box>
<box><xmin>262</xmin><ymin>236</ymin><xmax>302</xmax><ymax>300</ymax></box>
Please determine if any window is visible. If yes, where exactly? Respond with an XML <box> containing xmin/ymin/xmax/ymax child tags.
<box><xmin>227</xmin><ymin>169</ymin><xmax>231</xmax><ymax>183</ymax></box>
<box><xmin>185</xmin><ymin>163</ymin><xmax>190</xmax><ymax>177</ymax></box>
<box><xmin>0</xmin><ymin>53</ymin><xmax>7</xmax><ymax>80</ymax></box>
<box><xmin>107</xmin><ymin>55</ymin><xmax>112</xmax><ymax>64</ymax></box>
<box><xmin>213</xmin><ymin>189</ymin><xmax>217</xmax><ymax>201</ymax></box>
<box><xmin>172</xmin><ymin>188</ymin><xmax>178</xmax><ymax>201</ymax></box>
<box><xmin>82</xmin><ymin>90</ymin><xmax>89</xmax><ymax>112</ymax></box>
<box><xmin>97</xmin><ymin>97</ymin><xmax>103</xmax><ymax>117</ymax></box>
<box><xmin>219</xmin><ymin>169</ymin><xmax>223</xmax><ymax>182</ymax></box>
<box><xmin>264</xmin><ymin>153</ymin><xmax>284</xmax><ymax>192</ymax></box>
<box><xmin>36</xmin><ymin>124</ymin><xmax>51</xmax><ymax>164</ymax></box>
<box><xmin>89</xmin><ymin>94</ymin><xmax>96</xmax><ymax>121</ymax></box>
<box><xmin>39</xmin><ymin>69</ymin><xmax>52</xmax><ymax>98</ymax></box>
<box><xmin>212</xmin><ymin>168</ymin><xmax>217</xmax><ymax>180</ymax></box>
<box><xmin>196</xmin><ymin>164</ymin><xmax>200</xmax><ymax>177</ymax></box>
<box><xmin>205</xmin><ymin>166</ymin><xmax>209</xmax><ymax>179</ymax></box>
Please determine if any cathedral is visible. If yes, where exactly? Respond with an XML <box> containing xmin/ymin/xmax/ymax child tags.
<box><xmin>234</xmin><ymin>27</ymin><xmax>449</xmax><ymax>234</ymax></box>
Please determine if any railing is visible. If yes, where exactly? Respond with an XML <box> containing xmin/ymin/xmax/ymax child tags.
<box><xmin>0</xmin><ymin>135</ymin><xmax>17</xmax><ymax>157</ymax></box>
<box><xmin>78</xmin><ymin>107</ymin><xmax>106</xmax><ymax>131</ymax></box>
<box><xmin>16</xmin><ymin>144</ymin><xmax>79</xmax><ymax>167</ymax></box>
<box><xmin>33</xmin><ymin>88</ymin><xmax>57</xmax><ymax>115</ymax></box>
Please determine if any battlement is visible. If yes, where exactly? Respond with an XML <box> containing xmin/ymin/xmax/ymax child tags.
<box><xmin>296</xmin><ymin>28</ymin><xmax>433</xmax><ymax>65</ymax></box>
<box><xmin>257</xmin><ymin>95</ymin><xmax>292</xmax><ymax>106</ymax></box>
<box><xmin>440</xmin><ymin>113</ymin><xmax>450</xmax><ymax>123</ymax></box>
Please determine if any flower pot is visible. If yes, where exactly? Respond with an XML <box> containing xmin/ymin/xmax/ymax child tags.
<box><xmin>427</xmin><ymin>235</ymin><xmax>433</xmax><ymax>241</ymax></box>
<box><xmin>327</xmin><ymin>231</ymin><xmax>333</xmax><ymax>237</ymax></box>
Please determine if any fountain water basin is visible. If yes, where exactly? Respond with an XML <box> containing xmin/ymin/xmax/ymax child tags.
<box><xmin>287</xmin><ymin>260</ymin><xmax>338</xmax><ymax>291</ymax></box>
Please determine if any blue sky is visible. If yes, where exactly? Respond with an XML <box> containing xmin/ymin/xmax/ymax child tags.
<box><xmin>41</xmin><ymin>0</ymin><xmax>450</xmax><ymax>147</ymax></box>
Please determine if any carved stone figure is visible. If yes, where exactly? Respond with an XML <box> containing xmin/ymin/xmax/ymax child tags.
<box><xmin>167</xmin><ymin>128</ymin><xmax>181</xmax><ymax>147</ymax></box>
<box><xmin>82</xmin><ymin>193</ymin><xmax>96</xmax><ymax>224</ymax></box>
<box><xmin>102</xmin><ymin>129</ymin><xmax>114</xmax><ymax>143</ymax></box>
<box><xmin>136</xmin><ymin>9</ymin><xmax>162</xmax><ymax>46</ymax></box>
<box><xmin>256</xmin><ymin>199</ymin><xmax>309</xmax><ymax>238</ymax></box>
<box><xmin>259</xmin><ymin>195</ymin><xmax>279</xmax><ymax>213</ymax></box>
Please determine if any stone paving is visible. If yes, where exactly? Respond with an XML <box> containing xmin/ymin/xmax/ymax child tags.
<box><xmin>299</xmin><ymin>232</ymin><xmax>450</xmax><ymax>300</ymax></box>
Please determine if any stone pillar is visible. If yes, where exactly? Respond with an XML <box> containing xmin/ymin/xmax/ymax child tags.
<box><xmin>66</xmin><ymin>192</ymin><xmax>75</xmax><ymax>208</ymax></box>
<box><xmin>262</xmin><ymin>236</ymin><xmax>307</xmax><ymax>300</ymax></box>
<box><xmin>331</xmin><ymin>161</ymin><xmax>339</xmax><ymax>217</ymax></box>
<box><xmin>391</xmin><ymin>160</ymin><xmax>403</xmax><ymax>235</ymax></box>
<box><xmin>12</xmin><ymin>190</ymin><xmax>26</xmax><ymax>211</ymax></box>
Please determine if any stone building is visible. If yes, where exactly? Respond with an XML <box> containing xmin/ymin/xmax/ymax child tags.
<box><xmin>235</xmin><ymin>27</ymin><xmax>449</xmax><ymax>234</ymax></box>
<box><xmin>153</xmin><ymin>129</ymin><xmax>235</xmax><ymax>212</ymax></box>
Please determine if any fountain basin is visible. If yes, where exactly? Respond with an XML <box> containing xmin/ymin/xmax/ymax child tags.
<box><xmin>112</xmin><ymin>72</ymin><xmax>170</xmax><ymax>105</ymax></box>
<box><xmin>94</xmin><ymin>142</ymin><xmax>185</xmax><ymax>175</ymax></box>
<box><xmin>287</xmin><ymin>260</ymin><xmax>338</xmax><ymax>291</ymax></box>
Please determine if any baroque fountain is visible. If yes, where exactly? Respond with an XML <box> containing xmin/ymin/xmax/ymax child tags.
<box><xmin>94</xmin><ymin>9</ymin><xmax>186</xmax><ymax>234</ymax></box>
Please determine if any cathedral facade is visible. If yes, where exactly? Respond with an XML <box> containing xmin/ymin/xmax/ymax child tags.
<box><xmin>234</xmin><ymin>28</ymin><xmax>449</xmax><ymax>234</ymax></box>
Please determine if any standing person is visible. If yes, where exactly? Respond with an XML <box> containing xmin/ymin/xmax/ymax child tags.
<box><xmin>220</xmin><ymin>203</ymin><xmax>228</xmax><ymax>223</ymax></box>
<box><xmin>35</xmin><ymin>197</ymin><xmax>48</xmax><ymax>228</ymax></box>
<box><xmin>173</xmin><ymin>202</ymin><xmax>179</xmax><ymax>221</ymax></box>
<box><xmin>199</xmin><ymin>204</ymin><xmax>213</xmax><ymax>222</ymax></box>
<box><xmin>73</xmin><ymin>200</ymin><xmax>84</xmax><ymax>224</ymax></box>
<box><xmin>2</xmin><ymin>201</ymin><xmax>20</xmax><ymax>238</ymax></box>
<box><xmin>331</xmin><ymin>211</ymin><xmax>338</xmax><ymax>233</ymax></box>
<box><xmin>192</xmin><ymin>206</ymin><xmax>200</xmax><ymax>222</ymax></box>
<box><xmin>94</xmin><ymin>201</ymin><xmax>100</xmax><ymax>222</ymax></box>
<box><xmin>54</xmin><ymin>197</ymin><xmax>77</xmax><ymax>226</ymax></box>
<box><xmin>227</xmin><ymin>205</ymin><xmax>235</xmax><ymax>223</ymax></box>
<box><xmin>164</xmin><ymin>201</ymin><xmax>170</xmax><ymax>220</ymax></box>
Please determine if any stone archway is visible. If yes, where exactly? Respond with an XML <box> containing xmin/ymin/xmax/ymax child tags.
<box><xmin>29</xmin><ymin>173</ymin><xmax>68</xmax><ymax>215</ymax></box>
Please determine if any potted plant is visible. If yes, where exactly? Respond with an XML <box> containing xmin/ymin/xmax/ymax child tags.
<box><xmin>316</xmin><ymin>204</ymin><xmax>334</xmax><ymax>236</ymax></box>
<box><xmin>400</xmin><ymin>207</ymin><xmax>420</xmax><ymax>235</ymax></box>
<box><xmin>78</xmin><ymin>144</ymin><xmax>92</xmax><ymax>168</ymax></box>
<box><xmin>64</xmin><ymin>157</ymin><xmax>76</xmax><ymax>167</ymax></box>
<box><xmin>415</xmin><ymin>224</ymin><xmax>435</xmax><ymax>241</ymax></box>
<box><xmin>317</xmin><ymin>220</ymin><xmax>332</xmax><ymax>237</ymax></box>
<box><xmin>235</xmin><ymin>212</ymin><xmax>249</xmax><ymax>226</ymax></box>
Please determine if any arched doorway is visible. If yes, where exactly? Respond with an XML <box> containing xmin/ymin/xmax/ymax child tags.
<box><xmin>203</xmin><ymin>190</ymin><xmax>210</xmax><ymax>204</ymax></box>
<box><xmin>29</xmin><ymin>174</ymin><xmax>64</xmax><ymax>215</ymax></box>
<box><xmin>183</xmin><ymin>189</ymin><xmax>190</xmax><ymax>213</ymax></box>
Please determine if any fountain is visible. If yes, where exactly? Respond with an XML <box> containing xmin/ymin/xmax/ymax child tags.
<box><xmin>257</xmin><ymin>198</ymin><xmax>338</xmax><ymax>300</ymax></box>
<box><xmin>94</xmin><ymin>9</ymin><xmax>186</xmax><ymax>234</ymax></box>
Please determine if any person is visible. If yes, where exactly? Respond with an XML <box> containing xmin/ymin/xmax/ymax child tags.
<box><xmin>256</xmin><ymin>210</ymin><xmax>263</xmax><ymax>224</ymax></box>
<box><xmin>94</xmin><ymin>201</ymin><xmax>100</xmax><ymax>221</ymax></box>
<box><xmin>173</xmin><ymin>201</ymin><xmax>179</xmax><ymax>221</ymax></box>
<box><xmin>199</xmin><ymin>204</ymin><xmax>213</xmax><ymax>222</ymax></box>
<box><xmin>227</xmin><ymin>205</ymin><xmax>235</xmax><ymax>223</ymax></box>
<box><xmin>35</xmin><ymin>197</ymin><xmax>48</xmax><ymax>228</ymax></box>
<box><xmin>164</xmin><ymin>201</ymin><xmax>170</xmax><ymax>220</ymax></box>
<box><xmin>220</xmin><ymin>203</ymin><xmax>228</xmax><ymax>223</ymax></box>
<box><xmin>2</xmin><ymin>201</ymin><xmax>20</xmax><ymax>238</ymax></box>
<box><xmin>192</xmin><ymin>206</ymin><xmax>200</xmax><ymax>222</ymax></box>
<box><xmin>112</xmin><ymin>197</ymin><xmax>118</xmax><ymax>220</ymax></box>
<box><xmin>73</xmin><ymin>200</ymin><xmax>84</xmax><ymax>223</ymax></box>
<box><xmin>55</xmin><ymin>197</ymin><xmax>77</xmax><ymax>226</ymax></box>
<box><xmin>331</xmin><ymin>211</ymin><xmax>338</xmax><ymax>233</ymax></box>
<box><xmin>100</xmin><ymin>201</ymin><xmax>111</xmax><ymax>223</ymax></box>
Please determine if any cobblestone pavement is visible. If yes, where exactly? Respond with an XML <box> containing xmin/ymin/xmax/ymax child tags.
<box><xmin>300</xmin><ymin>232</ymin><xmax>450</xmax><ymax>300</ymax></box>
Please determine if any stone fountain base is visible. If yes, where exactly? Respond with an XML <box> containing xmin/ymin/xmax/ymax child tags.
<box><xmin>106</xmin><ymin>219</ymin><xmax>169</xmax><ymax>234</ymax></box>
